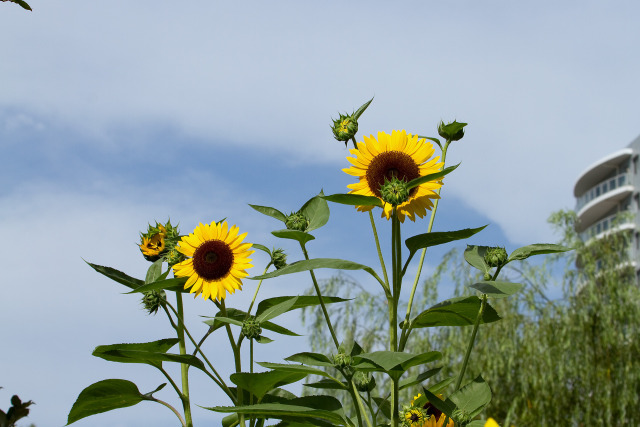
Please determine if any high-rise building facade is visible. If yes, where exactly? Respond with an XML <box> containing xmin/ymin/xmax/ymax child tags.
<box><xmin>574</xmin><ymin>135</ymin><xmax>640</xmax><ymax>273</ymax></box>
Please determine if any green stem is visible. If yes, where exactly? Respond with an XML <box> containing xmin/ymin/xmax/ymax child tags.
<box><xmin>246</xmin><ymin>264</ymin><xmax>271</xmax><ymax>319</ymax></box>
<box><xmin>147</xmin><ymin>397</ymin><xmax>187</xmax><ymax>427</ymax></box>
<box><xmin>299</xmin><ymin>242</ymin><xmax>340</xmax><ymax>349</ymax></box>
<box><xmin>175</xmin><ymin>292</ymin><xmax>193</xmax><ymax>427</ymax></box>
<box><xmin>369</xmin><ymin>210</ymin><xmax>390</xmax><ymax>289</ymax></box>
<box><xmin>350</xmin><ymin>382</ymin><xmax>374</xmax><ymax>427</ymax></box>
<box><xmin>219</xmin><ymin>299</ymin><xmax>246</xmax><ymax>427</ymax></box>
<box><xmin>455</xmin><ymin>294</ymin><xmax>487</xmax><ymax>390</ymax></box>
<box><xmin>390</xmin><ymin>207</ymin><xmax>400</xmax><ymax>427</ymax></box>
<box><xmin>366</xmin><ymin>392</ymin><xmax>377</xmax><ymax>426</ymax></box>
<box><xmin>399</xmin><ymin>140</ymin><xmax>450</xmax><ymax>351</ymax></box>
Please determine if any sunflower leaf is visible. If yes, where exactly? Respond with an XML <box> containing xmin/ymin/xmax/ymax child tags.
<box><xmin>256</xmin><ymin>296</ymin><xmax>350</xmax><ymax>319</ymax></box>
<box><xmin>353</xmin><ymin>96</ymin><xmax>374</xmax><ymax>120</ymax></box>
<box><xmin>126</xmin><ymin>277</ymin><xmax>187</xmax><ymax>294</ymax></box>
<box><xmin>252</xmin><ymin>243</ymin><xmax>271</xmax><ymax>255</ymax></box>
<box><xmin>464</xmin><ymin>245</ymin><xmax>491</xmax><ymax>274</ymax></box>
<box><xmin>85</xmin><ymin>262</ymin><xmax>144</xmax><ymax>290</ymax></box>
<box><xmin>449</xmin><ymin>375</ymin><xmax>492</xmax><ymax>419</ymax></box>
<box><xmin>300</xmin><ymin>190</ymin><xmax>330</xmax><ymax>232</ymax></box>
<box><xmin>249</xmin><ymin>204</ymin><xmax>287</xmax><ymax>223</ymax></box>
<box><xmin>272</xmin><ymin>229</ymin><xmax>315</xmax><ymax>245</ymax></box>
<box><xmin>203</xmin><ymin>308</ymin><xmax>301</xmax><ymax>336</ymax></box>
<box><xmin>256</xmin><ymin>296</ymin><xmax>299</xmax><ymax>322</ymax></box>
<box><xmin>406</xmin><ymin>163</ymin><xmax>460</xmax><ymax>191</ymax></box>
<box><xmin>145</xmin><ymin>259</ymin><xmax>164</xmax><ymax>284</ymax></box>
<box><xmin>406</xmin><ymin>296</ymin><xmax>501</xmax><ymax>328</ymax></box>
<box><xmin>229</xmin><ymin>371</ymin><xmax>308</xmax><ymax>401</ymax></box>
<box><xmin>66</xmin><ymin>379</ymin><xmax>146</xmax><ymax>425</ymax></box>
<box><xmin>405</xmin><ymin>226</ymin><xmax>487</xmax><ymax>257</ymax></box>
<box><xmin>468</xmin><ymin>281</ymin><xmax>524</xmax><ymax>299</ymax></box>
<box><xmin>322</xmin><ymin>193</ymin><xmax>383</xmax><ymax>208</ymax></box>
<box><xmin>507</xmin><ymin>243</ymin><xmax>572</xmax><ymax>262</ymax></box>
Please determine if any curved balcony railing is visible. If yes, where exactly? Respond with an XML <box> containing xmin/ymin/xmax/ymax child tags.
<box><xmin>578</xmin><ymin>213</ymin><xmax>634</xmax><ymax>242</ymax></box>
<box><xmin>576</xmin><ymin>172</ymin><xmax>630</xmax><ymax>211</ymax></box>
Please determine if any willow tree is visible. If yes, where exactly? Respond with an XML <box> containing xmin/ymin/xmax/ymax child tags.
<box><xmin>302</xmin><ymin>210</ymin><xmax>640</xmax><ymax>426</ymax></box>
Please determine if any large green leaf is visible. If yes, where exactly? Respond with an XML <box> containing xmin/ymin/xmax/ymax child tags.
<box><xmin>256</xmin><ymin>296</ymin><xmax>350</xmax><ymax>319</ymax></box>
<box><xmin>398</xmin><ymin>367</ymin><xmax>442</xmax><ymax>390</ymax></box>
<box><xmin>507</xmin><ymin>243</ymin><xmax>572</xmax><ymax>262</ymax></box>
<box><xmin>203</xmin><ymin>308</ymin><xmax>300</xmax><ymax>336</ymax></box>
<box><xmin>352</xmin><ymin>351</ymin><xmax>440</xmax><ymax>380</ymax></box>
<box><xmin>230</xmin><ymin>371</ymin><xmax>307</xmax><ymax>401</ymax></box>
<box><xmin>272</xmin><ymin>229</ymin><xmax>316</xmax><ymax>245</ymax></box>
<box><xmin>145</xmin><ymin>259</ymin><xmax>164</xmax><ymax>284</ymax></box>
<box><xmin>449</xmin><ymin>375</ymin><xmax>492</xmax><ymax>419</ymax></box>
<box><xmin>86</xmin><ymin>262</ymin><xmax>143</xmax><ymax>290</ymax></box>
<box><xmin>257</xmin><ymin>296</ymin><xmax>299</xmax><ymax>322</ymax></box>
<box><xmin>67</xmin><ymin>379</ymin><xmax>153</xmax><ymax>424</ymax></box>
<box><xmin>205</xmin><ymin>396</ymin><xmax>351</xmax><ymax>425</ymax></box>
<box><xmin>249</xmin><ymin>204</ymin><xmax>287</xmax><ymax>222</ymax></box>
<box><xmin>464</xmin><ymin>245</ymin><xmax>491</xmax><ymax>273</ymax></box>
<box><xmin>405</xmin><ymin>225</ymin><xmax>487</xmax><ymax>259</ymax></box>
<box><xmin>420</xmin><ymin>388</ymin><xmax>457</xmax><ymax>420</ymax></box>
<box><xmin>303</xmin><ymin>378</ymin><xmax>349</xmax><ymax>391</ymax></box>
<box><xmin>128</xmin><ymin>277</ymin><xmax>187</xmax><ymax>294</ymax></box>
<box><xmin>409</xmin><ymin>296</ymin><xmax>501</xmax><ymax>328</ymax></box>
<box><xmin>92</xmin><ymin>339</ymin><xmax>206</xmax><ymax>372</ymax></box>
<box><xmin>258</xmin><ymin>363</ymin><xmax>343</xmax><ymax>385</ymax></box>
<box><xmin>468</xmin><ymin>281</ymin><xmax>524</xmax><ymax>299</ymax></box>
<box><xmin>285</xmin><ymin>352</ymin><xmax>333</xmax><ymax>367</ymax></box>
<box><xmin>300</xmin><ymin>191</ymin><xmax>330</xmax><ymax>232</ymax></box>
<box><xmin>406</xmin><ymin>163</ymin><xmax>460</xmax><ymax>190</ymax></box>
<box><xmin>322</xmin><ymin>193</ymin><xmax>383</xmax><ymax>208</ymax></box>
<box><xmin>250</xmin><ymin>259</ymin><xmax>383</xmax><ymax>287</ymax></box>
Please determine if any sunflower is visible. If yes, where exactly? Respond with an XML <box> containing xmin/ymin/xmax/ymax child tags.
<box><xmin>172</xmin><ymin>221</ymin><xmax>253</xmax><ymax>301</ymax></box>
<box><xmin>343</xmin><ymin>130</ymin><xmax>444</xmax><ymax>222</ymax></box>
<box><xmin>139</xmin><ymin>224</ymin><xmax>167</xmax><ymax>258</ymax></box>
<box><xmin>421</xmin><ymin>414</ymin><xmax>454</xmax><ymax>427</ymax></box>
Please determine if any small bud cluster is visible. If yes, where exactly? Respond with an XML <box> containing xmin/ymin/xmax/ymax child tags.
<box><xmin>438</xmin><ymin>120</ymin><xmax>466</xmax><ymax>142</ymax></box>
<box><xmin>271</xmin><ymin>248</ymin><xmax>287</xmax><ymax>270</ymax></box>
<box><xmin>142</xmin><ymin>289</ymin><xmax>166</xmax><ymax>315</ymax></box>
<box><xmin>484</xmin><ymin>246</ymin><xmax>508</xmax><ymax>268</ymax></box>
<box><xmin>138</xmin><ymin>220</ymin><xmax>181</xmax><ymax>263</ymax></box>
<box><xmin>285</xmin><ymin>211</ymin><xmax>310</xmax><ymax>232</ymax></box>
<box><xmin>331</xmin><ymin>113</ymin><xmax>359</xmax><ymax>143</ymax></box>
<box><xmin>380</xmin><ymin>176</ymin><xmax>411</xmax><ymax>206</ymax></box>
<box><xmin>241</xmin><ymin>317</ymin><xmax>262</xmax><ymax>340</ymax></box>
<box><xmin>352</xmin><ymin>371</ymin><xmax>376</xmax><ymax>392</ymax></box>
<box><xmin>333</xmin><ymin>346</ymin><xmax>352</xmax><ymax>369</ymax></box>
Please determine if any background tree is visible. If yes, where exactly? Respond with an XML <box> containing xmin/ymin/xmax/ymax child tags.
<box><xmin>302</xmin><ymin>210</ymin><xmax>640</xmax><ymax>426</ymax></box>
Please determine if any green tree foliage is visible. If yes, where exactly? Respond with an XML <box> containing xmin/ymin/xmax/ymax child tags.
<box><xmin>302</xmin><ymin>210</ymin><xmax>640</xmax><ymax>426</ymax></box>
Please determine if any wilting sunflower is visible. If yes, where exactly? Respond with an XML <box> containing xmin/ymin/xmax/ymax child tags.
<box><xmin>343</xmin><ymin>130</ymin><xmax>444</xmax><ymax>222</ymax></box>
<box><xmin>172</xmin><ymin>221</ymin><xmax>253</xmax><ymax>301</ymax></box>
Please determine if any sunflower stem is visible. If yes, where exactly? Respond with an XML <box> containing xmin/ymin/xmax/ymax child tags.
<box><xmin>219</xmin><ymin>299</ymin><xmax>246</xmax><ymax>427</ymax></box>
<box><xmin>246</xmin><ymin>264</ymin><xmax>271</xmax><ymax>318</ymax></box>
<box><xmin>350</xmin><ymin>381</ymin><xmax>374</xmax><ymax>427</ymax></box>
<box><xmin>390</xmin><ymin>207</ymin><xmax>401</xmax><ymax>427</ymax></box>
<box><xmin>399</xmin><ymin>140</ymin><xmax>450</xmax><ymax>352</ymax></box>
<box><xmin>175</xmin><ymin>292</ymin><xmax>193</xmax><ymax>427</ymax></box>
<box><xmin>455</xmin><ymin>293</ymin><xmax>487</xmax><ymax>391</ymax></box>
<box><xmin>299</xmin><ymin>242</ymin><xmax>340</xmax><ymax>349</ymax></box>
<box><xmin>146</xmin><ymin>396</ymin><xmax>187</xmax><ymax>427</ymax></box>
<box><xmin>369</xmin><ymin>210</ymin><xmax>390</xmax><ymax>291</ymax></box>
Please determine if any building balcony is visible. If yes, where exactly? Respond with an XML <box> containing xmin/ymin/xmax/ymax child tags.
<box><xmin>575</xmin><ymin>175</ymin><xmax>633</xmax><ymax>231</ymax></box>
<box><xmin>574</xmin><ymin>148</ymin><xmax>632</xmax><ymax>198</ymax></box>
<box><xmin>578</xmin><ymin>213</ymin><xmax>635</xmax><ymax>242</ymax></box>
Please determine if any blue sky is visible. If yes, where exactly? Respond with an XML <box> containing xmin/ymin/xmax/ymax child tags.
<box><xmin>2</xmin><ymin>1</ymin><xmax>639</xmax><ymax>426</ymax></box>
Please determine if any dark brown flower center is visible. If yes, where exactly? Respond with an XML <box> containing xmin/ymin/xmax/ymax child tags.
<box><xmin>423</xmin><ymin>402</ymin><xmax>442</xmax><ymax>419</ymax></box>
<box><xmin>366</xmin><ymin>151</ymin><xmax>420</xmax><ymax>198</ymax></box>
<box><xmin>192</xmin><ymin>240</ymin><xmax>234</xmax><ymax>281</ymax></box>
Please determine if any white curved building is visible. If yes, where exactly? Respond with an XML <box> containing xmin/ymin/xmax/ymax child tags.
<box><xmin>574</xmin><ymin>135</ymin><xmax>640</xmax><ymax>273</ymax></box>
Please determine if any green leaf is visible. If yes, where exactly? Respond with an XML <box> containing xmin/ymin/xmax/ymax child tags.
<box><xmin>14</xmin><ymin>0</ymin><xmax>32</xmax><ymax>11</ymax></box>
<box><xmin>222</xmin><ymin>413</ymin><xmax>239</xmax><ymax>427</ymax></box>
<box><xmin>256</xmin><ymin>296</ymin><xmax>350</xmax><ymax>319</ymax></box>
<box><xmin>406</xmin><ymin>163</ymin><xmax>460</xmax><ymax>191</ymax></box>
<box><xmin>250</xmin><ymin>259</ymin><xmax>383</xmax><ymax>288</ymax></box>
<box><xmin>507</xmin><ymin>243</ymin><xmax>572</xmax><ymax>262</ymax></box>
<box><xmin>399</xmin><ymin>367</ymin><xmax>442</xmax><ymax>390</ymax></box>
<box><xmin>426</xmin><ymin>375</ymin><xmax>455</xmax><ymax>395</ymax></box>
<box><xmin>468</xmin><ymin>281</ymin><xmax>524</xmax><ymax>298</ymax></box>
<box><xmin>85</xmin><ymin>262</ymin><xmax>144</xmax><ymax>290</ymax></box>
<box><xmin>464</xmin><ymin>245</ymin><xmax>491</xmax><ymax>273</ymax></box>
<box><xmin>203</xmin><ymin>308</ymin><xmax>301</xmax><ymax>336</ymax></box>
<box><xmin>127</xmin><ymin>277</ymin><xmax>187</xmax><ymax>294</ymax></box>
<box><xmin>420</xmin><ymin>388</ymin><xmax>457</xmax><ymax>420</ymax></box>
<box><xmin>145</xmin><ymin>259</ymin><xmax>163</xmax><ymax>284</ymax></box>
<box><xmin>252</xmin><ymin>244</ymin><xmax>271</xmax><ymax>255</ymax></box>
<box><xmin>405</xmin><ymin>225</ymin><xmax>487</xmax><ymax>259</ymax></box>
<box><xmin>92</xmin><ymin>339</ymin><xmax>178</xmax><ymax>364</ymax></box>
<box><xmin>230</xmin><ymin>371</ymin><xmax>308</xmax><ymax>401</ymax></box>
<box><xmin>257</xmin><ymin>296</ymin><xmax>300</xmax><ymax>322</ymax></box>
<box><xmin>300</xmin><ymin>191</ymin><xmax>330</xmax><ymax>232</ymax></box>
<box><xmin>418</xmin><ymin>135</ymin><xmax>442</xmax><ymax>149</ymax></box>
<box><xmin>322</xmin><ymin>193</ymin><xmax>383</xmax><ymax>208</ymax></box>
<box><xmin>353</xmin><ymin>96</ymin><xmax>374</xmax><ymax>120</ymax></box>
<box><xmin>256</xmin><ymin>335</ymin><xmax>274</xmax><ymax>344</ymax></box>
<box><xmin>449</xmin><ymin>375</ymin><xmax>492</xmax><ymax>418</ymax></box>
<box><xmin>249</xmin><ymin>204</ymin><xmax>287</xmax><ymax>223</ymax></box>
<box><xmin>285</xmin><ymin>352</ymin><xmax>334</xmax><ymax>367</ymax></box>
<box><xmin>67</xmin><ymin>379</ymin><xmax>146</xmax><ymax>424</ymax></box>
<box><xmin>372</xmin><ymin>397</ymin><xmax>390</xmax><ymax>420</ymax></box>
<box><xmin>206</xmin><ymin>396</ymin><xmax>350</xmax><ymax>425</ymax></box>
<box><xmin>272</xmin><ymin>229</ymin><xmax>316</xmax><ymax>245</ymax></box>
<box><xmin>258</xmin><ymin>363</ymin><xmax>343</xmax><ymax>385</ymax></box>
<box><xmin>409</xmin><ymin>296</ymin><xmax>501</xmax><ymax>328</ymax></box>
<box><xmin>353</xmin><ymin>351</ymin><xmax>440</xmax><ymax>380</ymax></box>
<box><xmin>303</xmin><ymin>378</ymin><xmax>349</xmax><ymax>391</ymax></box>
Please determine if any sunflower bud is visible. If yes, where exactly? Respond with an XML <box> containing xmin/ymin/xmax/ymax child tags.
<box><xmin>452</xmin><ymin>408</ymin><xmax>472</xmax><ymax>425</ymax></box>
<box><xmin>484</xmin><ymin>246</ymin><xmax>508</xmax><ymax>268</ymax></box>
<box><xmin>437</xmin><ymin>120</ymin><xmax>466</xmax><ymax>142</ymax></box>
<box><xmin>242</xmin><ymin>317</ymin><xmax>262</xmax><ymax>340</ymax></box>
<box><xmin>139</xmin><ymin>220</ymin><xmax>181</xmax><ymax>262</ymax></box>
<box><xmin>271</xmin><ymin>248</ymin><xmax>287</xmax><ymax>270</ymax></box>
<box><xmin>353</xmin><ymin>371</ymin><xmax>376</xmax><ymax>392</ymax></box>
<box><xmin>380</xmin><ymin>176</ymin><xmax>410</xmax><ymax>206</ymax></box>
<box><xmin>332</xmin><ymin>113</ymin><xmax>359</xmax><ymax>143</ymax></box>
<box><xmin>333</xmin><ymin>346</ymin><xmax>352</xmax><ymax>369</ymax></box>
<box><xmin>166</xmin><ymin>246</ymin><xmax>186</xmax><ymax>267</ymax></box>
<box><xmin>141</xmin><ymin>289</ymin><xmax>166</xmax><ymax>315</ymax></box>
<box><xmin>285</xmin><ymin>211</ymin><xmax>310</xmax><ymax>232</ymax></box>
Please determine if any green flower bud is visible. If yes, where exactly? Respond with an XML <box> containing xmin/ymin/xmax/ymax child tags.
<box><xmin>484</xmin><ymin>246</ymin><xmax>508</xmax><ymax>268</ymax></box>
<box><xmin>483</xmin><ymin>272</ymin><xmax>492</xmax><ymax>281</ymax></box>
<box><xmin>285</xmin><ymin>211</ymin><xmax>310</xmax><ymax>232</ymax></box>
<box><xmin>332</xmin><ymin>113</ymin><xmax>359</xmax><ymax>143</ymax></box>
<box><xmin>141</xmin><ymin>289</ymin><xmax>166</xmax><ymax>315</ymax></box>
<box><xmin>139</xmin><ymin>219</ymin><xmax>181</xmax><ymax>262</ymax></box>
<box><xmin>452</xmin><ymin>408</ymin><xmax>472</xmax><ymax>425</ymax></box>
<box><xmin>437</xmin><ymin>120</ymin><xmax>467</xmax><ymax>142</ymax></box>
<box><xmin>353</xmin><ymin>371</ymin><xmax>376</xmax><ymax>392</ymax></box>
<box><xmin>241</xmin><ymin>317</ymin><xmax>262</xmax><ymax>340</ymax></box>
<box><xmin>271</xmin><ymin>248</ymin><xmax>287</xmax><ymax>270</ymax></box>
<box><xmin>379</xmin><ymin>176</ymin><xmax>411</xmax><ymax>206</ymax></box>
<box><xmin>333</xmin><ymin>347</ymin><xmax>352</xmax><ymax>369</ymax></box>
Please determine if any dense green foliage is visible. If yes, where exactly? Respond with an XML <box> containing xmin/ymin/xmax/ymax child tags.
<box><xmin>302</xmin><ymin>210</ymin><xmax>640</xmax><ymax>426</ymax></box>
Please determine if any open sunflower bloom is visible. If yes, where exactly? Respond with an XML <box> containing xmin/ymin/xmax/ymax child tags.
<box><xmin>172</xmin><ymin>221</ymin><xmax>253</xmax><ymax>301</ymax></box>
<box><xmin>343</xmin><ymin>129</ymin><xmax>443</xmax><ymax>222</ymax></box>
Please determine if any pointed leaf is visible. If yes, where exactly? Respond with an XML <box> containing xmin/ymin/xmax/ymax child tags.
<box><xmin>420</xmin><ymin>388</ymin><xmax>457</xmax><ymax>419</ymax></box>
<box><xmin>203</xmin><ymin>308</ymin><xmax>300</xmax><ymax>336</ymax></box>
<box><xmin>256</xmin><ymin>335</ymin><xmax>274</xmax><ymax>344</ymax></box>
<box><xmin>464</xmin><ymin>245</ymin><xmax>491</xmax><ymax>273</ymax></box>
<box><xmin>405</xmin><ymin>225</ymin><xmax>487</xmax><ymax>258</ymax></box>
<box><xmin>303</xmin><ymin>379</ymin><xmax>349</xmax><ymax>391</ymax></box>
<box><xmin>128</xmin><ymin>277</ymin><xmax>187</xmax><ymax>293</ymax></box>
<box><xmin>257</xmin><ymin>363</ymin><xmax>343</xmax><ymax>386</ymax></box>
<box><xmin>300</xmin><ymin>191</ymin><xmax>330</xmax><ymax>232</ymax></box>
<box><xmin>507</xmin><ymin>243</ymin><xmax>572</xmax><ymax>262</ymax></box>
<box><xmin>353</xmin><ymin>351</ymin><xmax>440</xmax><ymax>376</ymax></box>
<box><xmin>353</xmin><ymin>97</ymin><xmax>374</xmax><ymax>120</ymax></box>
<box><xmin>399</xmin><ymin>367</ymin><xmax>442</xmax><ymax>390</ymax></box>
<box><xmin>272</xmin><ymin>229</ymin><xmax>315</xmax><ymax>245</ymax></box>
<box><xmin>256</xmin><ymin>296</ymin><xmax>299</xmax><ymax>322</ymax></box>
<box><xmin>256</xmin><ymin>296</ymin><xmax>349</xmax><ymax>319</ymax></box>
<box><xmin>252</xmin><ymin>244</ymin><xmax>271</xmax><ymax>255</ymax></box>
<box><xmin>427</xmin><ymin>376</ymin><xmax>455</xmax><ymax>395</ymax></box>
<box><xmin>468</xmin><ymin>281</ymin><xmax>524</xmax><ymax>299</ymax></box>
<box><xmin>285</xmin><ymin>352</ymin><xmax>333</xmax><ymax>367</ymax></box>
<box><xmin>249</xmin><ymin>204</ymin><xmax>287</xmax><ymax>222</ymax></box>
<box><xmin>86</xmin><ymin>262</ymin><xmax>143</xmax><ymax>290</ymax></box>
<box><xmin>67</xmin><ymin>379</ymin><xmax>145</xmax><ymax>424</ymax></box>
<box><xmin>372</xmin><ymin>397</ymin><xmax>391</xmax><ymax>420</ymax></box>
<box><xmin>409</xmin><ymin>296</ymin><xmax>501</xmax><ymax>328</ymax></box>
<box><xmin>406</xmin><ymin>163</ymin><xmax>460</xmax><ymax>191</ymax></box>
<box><xmin>322</xmin><ymin>193</ymin><xmax>383</xmax><ymax>208</ymax></box>
<box><xmin>230</xmin><ymin>371</ymin><xmax>308</xmax><ymax>401</ymax></box>
<box><xmin>92</xmin><ymin>339</ymin><xmax>178</xmax><ymax>364</ymax></box>
<box><xmin>449</xmin><ymin>375</ymin><xmax>492</xmax><ymax>418</ymax></box>
<box><xmin>145</xmin><ymin>259</ymin><xmax>163</xmax><ymax>284</ymax></box>
<box><xmin>14</xmin><ymin>0</ymin><xmax>32</xmax><ymax>11</ymax></box>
